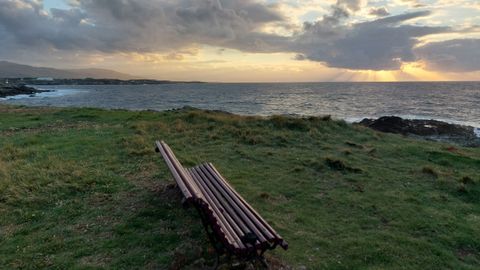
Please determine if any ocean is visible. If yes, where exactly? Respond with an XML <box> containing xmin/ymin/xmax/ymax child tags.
<box><xmin>1</xmin><ymin>82</ymin><xmax>479</xmax><ymax>129</ymax></box>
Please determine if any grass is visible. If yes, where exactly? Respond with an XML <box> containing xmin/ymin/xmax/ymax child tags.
<box><xmin>0</xmin><ymin>105</ymin><xmax>480</xmax><ymax>269</ymax></box>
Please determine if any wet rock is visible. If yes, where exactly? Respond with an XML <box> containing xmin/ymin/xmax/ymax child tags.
<box><xmin>0</xmin><ymin>83</ymin><xmax>48</xmax><ymax>98</ymax></box>
<box><xmin>359</xmin><ymin>116</ymin><xmax>480</xmax><ymax>147</ymax></box>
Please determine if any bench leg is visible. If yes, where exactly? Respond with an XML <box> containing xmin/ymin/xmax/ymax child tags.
<box><xmin>257</xmin><ymin>254</ymin><xmax>269</xmax><ymax>269</ymax></box>
<box><xmin>213</xmin><ymin>253</ymin><xmax>220</xmax><ymax>270</ymax></box>
<box><xmin>245</xmin><ymin>249</ymin><xmax>269</xmax><ymax>269</ymax></box>
<box><xmin>194</xmin><ymin>205</ymin><xmax>226</xmax><ymax>268</ymax></box>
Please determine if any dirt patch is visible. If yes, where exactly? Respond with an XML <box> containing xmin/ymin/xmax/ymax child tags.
<box><xmin>456</xmin><ymin>247</ymin><xmax>479</xmax><ymax>261</ymax></box>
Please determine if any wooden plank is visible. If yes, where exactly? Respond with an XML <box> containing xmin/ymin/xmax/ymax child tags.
<box><xmin>191</xmin><ymin>167</ymin><xmax>264</xmax><ymax>251</ymax></box>
<box><xmin>205</xmin><ymin>163</ymin><xmax>288</xmax><ymax>250</ymax></box>
<box><xmin>196</xmin><ymin>165</ymin><xmax>269</xmax><ymax>247</ymax></box>
<box><xmin>155</xmin><ymin>141</ymin><xmax>192</xmax><ymax>200</ymax></box>
<box><xmin>159</xmin><ymin>141</ymin><xmax>203</xmax><ymax>199</ymax></box>
<box><xmin>190</xmin><ymin>168</ymin><xmax>249</xmax><ymax>237</ymax></box>
<box><xmin>194</xmin><ymin>199</ymin><xmax>244</xmax><ymax>255</ymax></box>
<box><xmin>188</xmin><ymin>168</ymin><xmax>246</xmax><ymax>251</ymax></box>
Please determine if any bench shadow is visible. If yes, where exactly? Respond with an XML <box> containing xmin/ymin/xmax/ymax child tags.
<box><xmin>113</xmin><ymin>179</ymin><xmax>291</xmax><ymax>269</ymax></box>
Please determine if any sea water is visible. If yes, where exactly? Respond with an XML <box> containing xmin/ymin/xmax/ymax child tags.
<box><xmin>2</xmin><ymin>82</ymin><xmax>479</xmax><ymax>133</ymax></box>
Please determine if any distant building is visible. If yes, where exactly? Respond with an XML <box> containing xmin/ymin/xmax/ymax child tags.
<box><xmin>36</xmin><ymin>77</ymin><xmax>54</xmax><ymax>81</ymax></box>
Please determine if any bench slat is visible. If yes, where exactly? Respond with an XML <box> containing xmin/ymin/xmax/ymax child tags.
<box><xmin>188</xmin><ymin>168</ymin><xmax>246</xmax><ymax>251</ymax></box>
<box><xmin>202</xmin><ymin>163</ymin><xmax>276</xmax><ymax>243</ymax></box>
<box><xmin>190</xmin><ymin>168</ymin><xmax>251</xmax><ymax>239</ymax></box>
<box><xmin>155</xmin><ymin>141</ymin><xmax>193</xmax><ymax>200</ymax></box>
<box><xmin>159</xmin><ymin>142</ymin><xmax>203</xmax><ymax>199</ymax></box>
<box><xmin>205</xmin><ymin>163</ymin><xmax>288</xmax><ymax>250</ymax></box>
<box><xmin>191</xmin><ymin>167</ymin><xmax>263</xmax><ymax>249</ymax></box>
<box><xmin>195</xmin><ymin>165</ymin><xmax>270</xmax><ymax>247</ymax></box>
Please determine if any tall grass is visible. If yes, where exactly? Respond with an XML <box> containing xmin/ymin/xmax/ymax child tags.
<box><xmin>0</xmin><ymin>105</ymin><xmax>479</xmax><ymax>269</ymax></box>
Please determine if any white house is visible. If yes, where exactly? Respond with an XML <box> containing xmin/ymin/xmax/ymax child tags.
<box><xmin>36</xmin><ymin>77</ymin><xmax>54</xmax><ymax>81</ymax></box>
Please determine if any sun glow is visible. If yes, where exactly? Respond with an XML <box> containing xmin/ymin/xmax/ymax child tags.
<box><xmin>400</xmin><ymin>62</ymin><xmax>445</xmax><ymax>81</ymax></box>
<box><xmin>350</xmin><ymin>69</ymin><xmax>399</xmax><ymax>82</ymax></box>
<box><xmin>99</xmin><ymin>49</ymin><xmax>457</xmax><ymax>82</ymax></box>
<box><xmin>338</xmin><ymin>62</ymin><xmax>449</xmax><ymax>82</ymax></box>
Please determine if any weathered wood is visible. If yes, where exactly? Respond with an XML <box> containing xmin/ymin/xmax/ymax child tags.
<box><xmin>194</xmin><ymin>165</ymin><xmax>268</xmax><ymax>246</ymax></box>
<box><xmin>190</xmin><ymin>167</ymin><xmax>259</xmax><ymax>249</ymax></box>
<box><xmin>206</xmin><ymin>163</ymin><xmax>288</xmax><ymax>250</ymax></box>
<box><xmin>188</xmin><ymin>168</ymin><xmax>245</xmax><ymax>250</ymax></box>
<box><xmin>155</xmin><ymin>140</ymin><xmax>288</xmax><ymax>259</ymax></box>
<box><xmin>155</xmin><ymin>141</ymin><xmax>193</xmax><ymax>200</ymax></box>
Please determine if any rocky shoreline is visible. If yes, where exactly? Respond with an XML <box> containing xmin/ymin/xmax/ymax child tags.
<box><xmin>0</xmin><ymin>83</ymin><xmax>48</xmax><ymax>98</ymax></box>
<box><xmin>359</xmin><ymin>116</ymin><xmax>480</xmax><ymax>147</ymax></box>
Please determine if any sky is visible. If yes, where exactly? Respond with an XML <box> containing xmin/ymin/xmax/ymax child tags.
<box><xmin>0</xmin><ymin>0</ymin><xmax>479</xmax><ymax>82</ymax></box>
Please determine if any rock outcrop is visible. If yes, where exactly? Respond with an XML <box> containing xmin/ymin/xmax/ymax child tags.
<box><xmin>0</xmin><ymin>83</ymin><xmax>47</xmax><ymax>98</ymax></box>
<box><xmin>359</xmin><ymin>116</ymin><xmax>480</xmax><ymax>147</ymax></box>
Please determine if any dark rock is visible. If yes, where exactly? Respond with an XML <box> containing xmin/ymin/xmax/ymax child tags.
<box><xmin>0</xmin><ymin>83</ymin><xmax>49</xmax><ymax>98</ymax></box>
<box><xmin>359</xmin><ymin>116</ymin><xmax>480</xmax><ymax>147</ymax></box>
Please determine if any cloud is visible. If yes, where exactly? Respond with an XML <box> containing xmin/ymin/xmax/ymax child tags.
<box><xmin>0</xmin><ymin>0</ymin><xmax>286</xmax><ymax>54</ymax></box>
<box><xmin>290</xmin><ymin>11</ymin><xmax>450</xmax><ymax>70</ymax></box>
<box><xmin>0</xmin><ymin>0</ymin><xmax>479</xmax><ymax>73</ymax></box>
<box><xmin>369</xmin><ymin>7</ymin><xmax>390</xmax><ymax>17</ymax></box>
<box><xmin>397</xmin><ymin>0</ymin><xmax>425</xmax><ymax>8</ymax></box>
<box><xmin>416</xmin><ymin>39</ymin><xmax>480</xmax><ymax>72</ymax></box>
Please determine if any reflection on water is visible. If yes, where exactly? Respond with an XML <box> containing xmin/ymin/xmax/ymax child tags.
<box><xmin>1</xmin><ymin>82</ymin><xmax>479</xmax><ymax>128</ymax></box>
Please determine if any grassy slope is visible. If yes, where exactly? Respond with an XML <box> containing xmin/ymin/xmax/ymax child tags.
<box><xmin>0</xmin><ymin>105</ymin><xmax>479</xmax><ymax>269</ymax></box>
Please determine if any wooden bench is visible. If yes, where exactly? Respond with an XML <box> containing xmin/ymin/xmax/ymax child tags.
<box><xmin>155</xmin><ymin>141</ymin><xmax>288</xmax><ymax>267</ymax></box>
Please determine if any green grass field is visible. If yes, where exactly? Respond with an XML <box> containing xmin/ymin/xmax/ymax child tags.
<box><xmin>1</xmin><ymin>105</ymin><xmax>479</xmax><ymax>269</ymax></box>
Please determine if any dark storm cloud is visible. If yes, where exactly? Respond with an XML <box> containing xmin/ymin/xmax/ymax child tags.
<box><xmin>0</xmin><ymin>0</ymin><xmax>479</xmax><ymax>72</ymax></box>
<box><xmin>0</xmin><ymin>0</ymin><xmax>286</xmax><ymax>53</ymax></box>
<box><xmin>291</xmin><ymin>11</ymin><xmax>450</xmax><ymax>70</ymax></box>
<box><xmin>415</xmin><ymin>39</ymin><xmax>480</xmax><ymax>72</ymax></box>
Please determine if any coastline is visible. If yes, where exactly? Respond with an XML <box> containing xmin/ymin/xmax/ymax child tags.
<box><xmin>0</xmin><ymin>98</ymin><xmax>478</xmax><ymax>147</ymax></box>
<box><xmin>1</xmin><ymin>82</ymin><xmax>479</xmax><ymax>132</ymax></box>
<box><xmin>0</xmin><ymin>83</ymin><xmax>49</xmax><ymax>98</ymax></box>
<box><xmin>1</xmin><ymin>84</ymin><xmax>480</xmax><ymax>146</ymax></box>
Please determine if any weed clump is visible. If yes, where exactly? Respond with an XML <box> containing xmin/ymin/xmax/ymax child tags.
<box><xmin>1</xmin><ymin>144</ymin><xmax>26</xmax><ymax>161</ymax></box>
<box><xmin>304</xmin><ymin>159</ymin><xmax>324</xmax><ymax>172</ymax></box>
<box><xmin>259</xmin><ymin>192</ymin><xmax>270</xmax><ymax>199</ymax></box>
<box><xmin>238</xmin><ymin>132</ymin><xmax>265</xmax><ymax>145</ymax></box>
<box><xmin>270</xmin><ymin>115</ymin><xmax>308</xmax><ymax>131</ymax></box>
<box><xmin>367</xmin><ymin>148</ymin><xmax>377</xmax><ymax>155</ymax></box>
<box><xmin>325</xmin><ymin>157</ymin><xmax>362</xmax><ymax>173</ymax></box>
<box><xmin>292</xmin><ymin>166</ymin><xmax>303</xmax><ymax>172</ymax></box>
<box><xmin>121</xmin><ymin>135</ymin><xmax>151</xmax><ymax>156</ymax></box>
<box><xmin>320</xmin><ymin>115</ymin><xmax>332</xmax><ymax>121</ymax></box>
<box><xmin>422</xmin><ymin>166</ymin><xmax>438</xmax><ymax>178</ymax></box>
<box><xmin>326</xmin><ymin>158</ymin><xmax>346</xmax><ymax>170</ymax></box>
<box><xmin>460</xmin><ymin>176</ymin><xmax>474</xmax><ymax>185</ymax></box>
<box><xmin>345</xmin><ymin>141</ymin><xmax>364</xmax><ymax>148</ymax></box>
<box><xmin>457</xmin><ymin>183</ymin><xmax>468</xmax><ymax>193</ymax></box>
